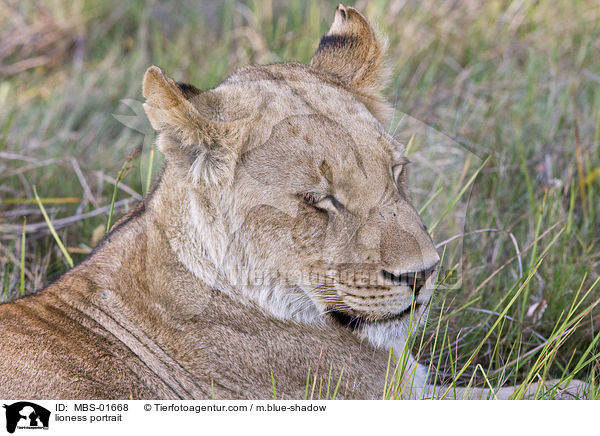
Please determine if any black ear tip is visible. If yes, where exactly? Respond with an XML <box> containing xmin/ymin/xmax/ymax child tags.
<box><xmin>176</xmin><ymin>82</ymin><xmax>201</xmax><ymax>99</ymax></box>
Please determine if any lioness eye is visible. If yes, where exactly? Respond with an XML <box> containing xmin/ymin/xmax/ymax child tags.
<box><xmin>301</xmin><ymin>193</ymin><xmax>343</xmax><ymax>212</ymax></box>
<box><xmin>392</xmin><ymin>164</ymin><xmax>404</xmax><ymax>185</ymax></box>
<box><xmin>302</xmin><ymin>192</ymin><xmax>323</xmax><ymax>205</ymax></box>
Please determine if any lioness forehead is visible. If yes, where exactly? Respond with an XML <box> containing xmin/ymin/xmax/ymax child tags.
<box><xmin>215</xmin><ymin>64</ymin><xmax>403</xmax><ymax>160</ymax></box>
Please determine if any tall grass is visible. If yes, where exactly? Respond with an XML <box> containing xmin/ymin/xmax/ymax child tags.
<box><xmin>0</xmin><ymin>0</ymin><xmax>598</xmax><ymax>398</ymax></box>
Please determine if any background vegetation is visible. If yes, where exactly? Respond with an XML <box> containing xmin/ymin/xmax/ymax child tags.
<box><xmin>0</xmin><ymin>0</ymin><xmax>598</xmax><ymax>398</ymax></box>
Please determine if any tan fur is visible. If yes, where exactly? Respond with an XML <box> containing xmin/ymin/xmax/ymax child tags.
<box><xmin>0</xmin><ymin>5</ymin><xmax>583</xmax><ymax>400</ymax></box>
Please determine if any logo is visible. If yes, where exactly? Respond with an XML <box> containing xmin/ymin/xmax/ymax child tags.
<box><xmin>3</xmin><ymin>402</ymin><xmax>50</xmax><ymax>434</ymax></box>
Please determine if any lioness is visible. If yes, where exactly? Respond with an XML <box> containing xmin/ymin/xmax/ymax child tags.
<box><xmin>0</xmin><ymin>5</ymin><xmax>584</xmax><ymax>400</ymax></box>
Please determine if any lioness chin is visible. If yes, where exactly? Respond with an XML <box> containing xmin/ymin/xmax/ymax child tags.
<box><xmin>0</xmin><ymin>5</ymin><xmax>585</xmax><ymax>400</ymax></box>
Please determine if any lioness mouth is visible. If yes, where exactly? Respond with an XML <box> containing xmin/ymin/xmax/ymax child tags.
<box><xmin>329</xmin><ymin>303</ymin><xmax>421</xmax><ymax>329</ymax></box>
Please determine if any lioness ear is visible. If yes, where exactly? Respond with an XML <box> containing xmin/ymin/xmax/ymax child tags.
<box><xmin>142</xmin><ymin>66</ymin><xmax>202</xmax><ymax>132</ymax></box>
<box><xmin>310</xmin><ymin>5</ymin><xmax>391</xmax><ymax>121</ymax></box>
<box><xmin>142</xmin><ymin>66</ymin><xmax>241</xmax><ymax>185</ymax></box>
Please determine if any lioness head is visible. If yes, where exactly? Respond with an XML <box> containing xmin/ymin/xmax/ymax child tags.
<box><xmin>142</xmin><ymin>5</ymin><xmax>439</xmax><ymax>329</ymax></box>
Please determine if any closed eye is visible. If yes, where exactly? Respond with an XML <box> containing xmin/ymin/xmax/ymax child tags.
<box><xmin>302</xmin><ymin>192</ymin><xmax>323</xmax><ymax>205</ymax></box>
<box><xmin>301</xmin><ymin>192</ymin><xmax>344</xmax><ymax>212</ymax></box>
<box><xmin>392</xmin><ymin>159</ymin><xmax>410</xmax><ymax>186</ymax></box>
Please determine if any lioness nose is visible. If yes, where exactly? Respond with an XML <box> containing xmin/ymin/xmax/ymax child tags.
<box><xmin>380</xmin><ymin>263</ymin><xmax>438</xmax><ymax>295</ymax></box>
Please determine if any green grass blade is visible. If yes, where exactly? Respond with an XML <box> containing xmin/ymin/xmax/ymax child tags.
<box><xmin>106</xmin><ymin>147</ymin><xmax>140</xmax><ymax>233</ymax></box>
<box><xmin>304</xmin><ymin>364</ymin><xmax>311</xmax><ymax>401</ymax></box>
<box><xmin>331</xmin><ymin>365</ymin><xmax>345</xmax><ymax>400</ymax></box>
<box><xmin>430</xmin><ymin>155</ymin><xmax>492</xmax><ymax>233</ymax></box>
<box><xmin>145</xmin><ymin>147</ymin><xmax>155</xmax><ymax>194</ymax></box>
<box><xmin>326</xmin><ymin>363</ymin><xmax>333</xmax><ymax>399</ymax></box>
<box><xmin>419</xmin><ymin>185</ymin><xmax>443</xmax><ymax>215</ymax></box>
<box><xmin>33</xmin><ymin>185</ymin><xmax>74</xmax><ymax>268</ymax></box>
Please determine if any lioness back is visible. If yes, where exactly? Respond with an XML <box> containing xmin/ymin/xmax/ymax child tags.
<box><xmin>0</xmin><ymin>284</ymin><xmax>158</xmax><ymax>399</ymax></box>
<box><xmin>0</xmin><ymin>215</ymin><xmax>178</xmax><ymax>399</ymax></box>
